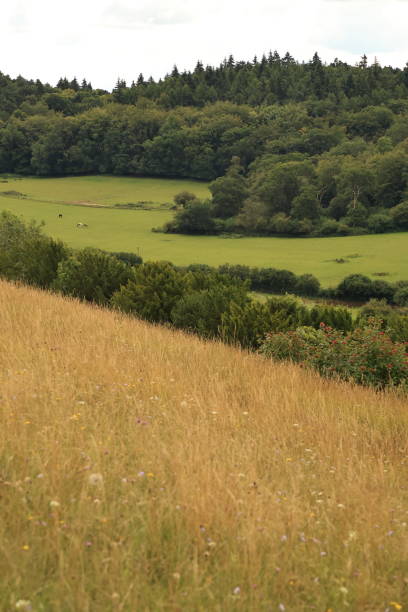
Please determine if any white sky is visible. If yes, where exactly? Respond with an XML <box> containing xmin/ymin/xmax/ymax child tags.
<box><xmin>1</xmin><ymin>0</ymin><xmax>408</xmax><ymax>90</ymax></box>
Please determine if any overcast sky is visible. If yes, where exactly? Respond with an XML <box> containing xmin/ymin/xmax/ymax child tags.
<box><xmin>1</xmin><ymin>0</ymin><xmax>408</xmax><ymax>90</ymax></box>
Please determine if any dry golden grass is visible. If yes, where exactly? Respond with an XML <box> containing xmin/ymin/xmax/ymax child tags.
<box><xmin>0</xmin><ymin>280</ymin><xmax>407</xmax><ymax>611</ymax></box>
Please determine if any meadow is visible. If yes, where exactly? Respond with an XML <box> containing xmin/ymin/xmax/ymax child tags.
<box><xmin>1</xmin><ymin>280</ymin><xmax>407</xmax><ymax>611</ymax></box>
<box><xmin>1</xmin><ymin>175</ymin><xmax>408</xmax><ymax>286</ymax></box>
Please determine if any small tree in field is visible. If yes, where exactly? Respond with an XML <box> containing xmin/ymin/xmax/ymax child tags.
<box><xmin>173</xmin><ymin>191</ymin><xmax>197</xmax><ymax>207</ymax></box>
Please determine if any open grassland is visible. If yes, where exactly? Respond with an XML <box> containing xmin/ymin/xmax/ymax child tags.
<box><xmin>1</xmin><ymin>281</ymin><xmax>407</xmax><ymax>611</ymax></box>
<box><xmin>1</xmin><ymin>176</ymin><xmax>408</xmax><ymax>286</ymax></box>
<box><xmin>0</xmin><ymin>175</ymin><xmax>211</xmax><ymax>207</ymax></box>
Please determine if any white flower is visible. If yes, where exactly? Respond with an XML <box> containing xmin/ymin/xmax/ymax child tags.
<box><xmin>88</xmin><ymin>473</ymin><xmax>103</xmax><ymax>486</ymax></box>
<box><xmin>49</xmin><ymin>500</ymin><xmax>60</xmax><ymax>509</ymax></box>
<box><xmin>15</xmin><ymin>601</ymin><xmax>32</xmax><ymax>611</ymax></box>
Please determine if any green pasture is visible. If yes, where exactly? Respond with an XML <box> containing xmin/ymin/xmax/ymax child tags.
<box><xmin>0</xmin><ymin>175</ymin><xmax>210</xmax><ymax>206</ymax></box>
<box><xmin>1</xmin><ymin>176</ymin><xmax>407</xmax><ymax>287</ymax></box>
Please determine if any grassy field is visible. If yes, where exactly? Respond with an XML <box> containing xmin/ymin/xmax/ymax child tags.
<box><xmin>1</xmin><ymin>175</ymin><xmax>408</xmax><ymax>286</ymax></box>
<box><xmin>0</xmin><ymin>175</ymin><xmax>211</xmax><ymax>207</ymax></box>
<box><xmin>1</xmin><ymin>280</ymin><xmax>407</xmax><ymax>611</ymax></box>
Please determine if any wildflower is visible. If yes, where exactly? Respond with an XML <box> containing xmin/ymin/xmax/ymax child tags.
<box><xmin>84</xmin><ymin>541</ymin><xmax>92</xmax><ymax>547</ymax></box>
<box><xmin>88</xmin><ymin>473</ymin><xmax>103</xmax><ymax>486</ymax></box>
<box><xmin>172</xmin><ymin>572</ymin><xmax>181</xmax><ymax>581</ymax></box>
<box><xmin>389</xmin><ymin>604</ymin><xmax>403</xmax><ymax>611</ymax></box>
<box><xmin>278</xmin><ymin>604</ymin><xmax>286</xmax><ymax>611</ymax></box>
<box><xmin>15</xmin><ymin>601</ymin><xmax>32</xmax><ymax>611</ymax></box>
<box><xmin>21</xmin><ymin>545</ymin><xmax>30</xmax><ymax>551</ymax></box>
<box><xmin>49</xmin><ymin>500</ymin><xmax>60</xmax><ymax>509</ymax></box>
<box><xmin>233</xmin><ymin>586</ymin><xmax>241</xmax><ymax>596</ymax></box>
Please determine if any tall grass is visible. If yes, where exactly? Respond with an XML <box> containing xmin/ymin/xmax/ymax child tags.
<box><xmin>0</xmin><ymin>280</ymin><xmax>407</xmax><ymax>611</ymax></box>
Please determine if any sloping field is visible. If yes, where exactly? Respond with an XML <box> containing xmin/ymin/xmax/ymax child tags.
<box><xmin>0</xmin><ymin>281</ymin><xmax>407</xmax><ymax>610</ymax></box>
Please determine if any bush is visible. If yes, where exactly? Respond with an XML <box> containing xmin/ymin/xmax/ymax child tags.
<box><xmin>54</xmin><ymin>248</ymin><xmax>131</xmax><ymax>304</ymax></box>
<box><xmin>111</xmin><ymin>251</ymin><xmax>143</xmax><ymax>266</ymax></box>
<box><xmin>165</xmin><ymin>200</ymin><xmax>217</xmax><ymax>234</ymax></box>
<box><xmin>220</xmin><ymin>301</ymin><xmax>291</xmax><ymax>349</ymax></box>
<box><xmin>294</xmin><ymin>273</ymin><xmax>320</xmax><ymax>296</ymax></box>
<box><xmin>259</xmin><ymin>320</ymin><xmax>408</xmax><ymax>390</ymax></box>
<box><xmin>111</xmin><ymin>261</ymin><xmax>190</xmax><ymax>323</ymax></box>
<box><xmin>367</xmin><ymin>213</ymin><xmax>393</xmax><ymax>234</ymax></box>
<box><xmin>173</xmin><ymin>191</ymin><xmax>197</xmax><ymax>207</ymax></box>
<box><xmin>309</xmin><ymin>304</ymin><xmax>354</xmax><ymax>332</ymax></box>
<box><xmin>394</xmin><ymin>285</ymin><xmax>408</xmax><ymax>307</ymax></box>
<box><xmin>390</xmin><ymin>200</ymin><xmax>408</xmax><ymax>230</ymax></box>
<box><xmin>171</xmin><ymin>282</ymin><xmax>249</xmax><ymax>339</ymax></box>
<box><xmin>336</xmin><ymin>274</ymin><xmax>374</xmax><ymax>301</ymax></box>
<box><xmin>0</xmin><ymin>211</ymin><xmax>68</xmax><ymax>288</ymax></box>
<box><xmin>319</xmin><ymin>219</ymin><xmax>339</xmax><ymax>235</ymax></box>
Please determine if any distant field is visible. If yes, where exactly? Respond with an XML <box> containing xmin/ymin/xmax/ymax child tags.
<box><xmin>1</xmin><ymin>175</ymin><xmax>408</xmax><ymax>286</ymax></box>
<box><xmin>0</xmin><ymin>175</ymin><xmax>211</xmax><ymax>206</ymax></box>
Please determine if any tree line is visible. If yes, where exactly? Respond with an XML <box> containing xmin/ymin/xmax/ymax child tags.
<box><xmin>0</xmin><ymin>52</ymin><xmax>407</xmax><ymax>236</ymax></box>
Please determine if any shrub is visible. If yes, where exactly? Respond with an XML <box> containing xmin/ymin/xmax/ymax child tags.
<box><xmin>220</xmin><ymin>301</ymin><xmax>291</xmax><ymax>349</ymax></box>
<box><xmin>55</xmin><ymin>248</ymin><xmax>131</xmax><ymax>304</ymax></box>
<box><xmin>294</xmin><ymin>273</ymin><xmax>320</xmax><ymax>296</ymax></box>
<box><xmin>394</xmin><ymin>286</ymin><xmax>408</xmax><ymax>307</ymax></box>
<box><xmin>111</xmin><ymin>261</ymin><xmax>190</xmax><ymax>323</ymax></box>
<box><xmin>336</xmin><ymin>274</ymin><xmax>374</xmax><ymax>301</ymax></box>
<box><xmin>309</xmin><ymin>304</ymin><xmax>354</xmax><ymax>332</ymax></box>
<box><xmin>259</xmin><ymin>320</ymin><xmax>408</xmax><ymax>390</ymax></box>
<box><xmin>367</xmin><ymin>213</ymin><xmax>393</xmax><ymax>234</ymax></box>
<box><xmin>0</xmin><ymin>211</ymin><xmax>68</xmax><ymax>288</ymax></box>
<box><xmin>165</xmin><ymin>200</ymin><xmax>217</xmax><ymax>234</ymax></box>
<box><xmin>173</xmin><ymin>191</ymin><xmax>197</xmax><ymax>207</ymax></box>
<box><xmin>390</xmin><ymin>200</ymin><xmax>408</xmax><ymax>230</ymax></box>
<box><xmin>171</xmin><ymin>283</ymin><xmax>249</xmax><ymax>339</ymax></box>
<box><xmin>111</xmin><ymin>251</ymin><xmax>143</xmax><ymax>266</ymax></box>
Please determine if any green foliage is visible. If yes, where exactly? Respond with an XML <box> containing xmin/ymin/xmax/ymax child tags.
<box><xmin>356</xmin><ymin>299</ymin><xmax>408</xmax><ymax>342</ymax></box>
<box><xmin>390</xmin><ymin>201</ymin><xmax>408</xmax><ymax>229</ymax></box>
<box><xmin>209</xmin><ymin>157</ymin><xmax>249</xmax><ymax>219</ymax></box>
<box><xmin>110</xmin><ymin>251</ymin><xmax>143</xmax><ymax>266</ymax></box>
<box><xmin>173</xmin><ymin>191</ymin><xmax>197</xmax><ymax>207</ymax></box>
<box><xmin>259</xmin><ymin>320</ymin><xmax>408</xmax><ymax>390</ymax></box>
<box><xmin>220</xmin><ymin>300</ymin><xmax>290</xmax><ymax>349</ymax></box>
<box><xmin>165</xmin><ymin>200</ymin><xmax>216</xmax><ymax>234</ymax></box>
<box><xmin>54</xmin><ymin>247</ymin><xmax>131</xmax><ymax>304</ymax></box>
<box><xmin>171</xmin><ymin>281</ymin><xmax>249</xmax><ymax>339</ymax></box>
<box><xmin>394</xmin><ymin>286</ymin><xmax>408</xmax><ymax>307</ymax></box>
<box><xmin>336</xmin><ymin>274</ymin><xmax>394</xmax><ymax>302</ymax></box>
<box><xmin>1</xmin><ymin>56</ymin><xmax>408</xmax><ymax>237</ymax></box>
<box><xmin>0</xmin><ymin>210</ymin><xmax>68</xmax><ymax>288</ymax></box>
<box><xmin>309</xmin><ymin>304</ymin><xmax>353</xmax><ymax>333</ymax></box>
<box><xmin>294</xmin><ymin>274</ymin><xmax>321</xmax><ymax>296</ymax></box>
<box><xmin>111</xmin><ymin>261</ymin><xmax>190</xmax><ymax>323</ymax></box>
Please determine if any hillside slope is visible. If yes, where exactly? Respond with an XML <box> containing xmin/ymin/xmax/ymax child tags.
<box><xmin>0</xmin><ymin>281</ymin><xmax>407</xmax><ymax>611</ymax></box>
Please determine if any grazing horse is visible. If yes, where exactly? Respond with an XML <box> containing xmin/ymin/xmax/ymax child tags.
<box><xmin>76</xmin><ymin>222</ymin><xmax>88</xmax><ymax>228</ymax></box>
<box><xmin>58</xmin><ymin>213</ymin><xmax>63</xmax><ymax>218</ymax></box>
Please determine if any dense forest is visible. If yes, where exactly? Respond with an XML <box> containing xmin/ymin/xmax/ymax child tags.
<box><xmin>1</xmin><ymin>52</ymin><xmax>408</xmax><ymax>236</ymax></box>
